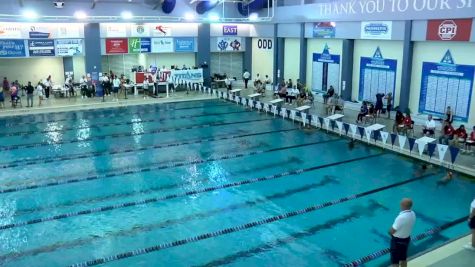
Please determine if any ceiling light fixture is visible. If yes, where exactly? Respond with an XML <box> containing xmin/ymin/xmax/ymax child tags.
<box><xmin>249</xmin><ymin>13</ymin><xmax>258</xmax><ymax>21</ymax></box>
<box><xmin>22</xmin><ymin>10</ymin><xmax>38</xmax><ymax>20</ymax></box>
<box><xmin>208</xmin><ymin>13</ymin><xmax>220</xmax><ymax>22</ymax></box>
<box><xmin>184</xmin><ymin>12</ymin><xmax>195</xmax><ymax>21</ymax></box>
<box><xmin>74</xmin><ymin>11</ymin><xmax>88</xmax><ymax>20</ymax></box>
<box><xmin>121</xmin><ymin>11</ymin><xmax>133</xmax><ymax>20</ymax></box>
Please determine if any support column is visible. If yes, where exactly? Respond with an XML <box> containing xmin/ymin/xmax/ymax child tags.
<box><xmin>196</xmin><ymin>23</ymin><xmax>211</xmax><ymax>87</ymax></box>
<box><xmin>243</xmin><ymin>37</ymin><xmax>252</xmax><ymax>75</ymax></box>
<box><xmin>84</xmin><ymin>23</ymin><xmax>103</xmax><ymax>96</ymax></box>
<box><xmin>340</xmin><ymin>39</ymin><xmax>354</xmax><ymax>101</ymax></box>
<box><xmin>62</xmin><ymin>57</ymin><xmax>74</xmax><ymax>79</ymax></box>
<box><xmin>299</xmin><ymin>23</ymin><xmax>307</xmax><ymax>84</ymax></box>
<box><xmin>399</xmin><ymin>20</ymin><xmax>413</xmax><ymax>111</ymax></box>
<box><xmin>274</xmin><ymin>24</ymin><xmax>285</xmax><ymax>86</ymax></box>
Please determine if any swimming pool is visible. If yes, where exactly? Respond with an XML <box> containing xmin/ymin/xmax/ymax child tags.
<box><xmin>0</xmin><ymin>99</ymin><xmax>474</xmax><ymax>267</ymax></box>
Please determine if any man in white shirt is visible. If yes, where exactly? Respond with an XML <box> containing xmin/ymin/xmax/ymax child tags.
<box><xmin>225</xmin><ymin>77</ymin><xmax>232</xmax><ymax>91</ymax></box>
<box><xmin>423</xmin><ymin>115</ymin><xmax>436</xmax><ymax>136</ymax></box>
<box><xmin>389</xmin><ymin>198</ymin><xmax>416</xmax><ymax>267</ymax></box>
<box><xmin>112</xmin><ymin>76</ymin><xmax>120</xmax><ymax>101</ymax></box>
<box><xmin>465</xmin><ymin>197</ymin><xmax>475</xmax><ymax>250</ymax></box>
<box><xmin>242</xmin><ymin>69</ymin><xmax>250</xmax><ymax>89</ymax></box>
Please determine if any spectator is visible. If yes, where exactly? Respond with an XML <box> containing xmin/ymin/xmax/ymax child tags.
<box><xmin>422</xmin><ymin>115</ymin><xmax>436</xmax><ymax>136</ymax></box>
<box><xmin>389</xmin><ymin>198</ymin><xmax>416</xmax><ymax>267</ymax></box>
<box><xmin>323</xmin><ymin>85</ymin><xmax>335</xmax><ymax>104</ymax></box>
<box><xmin>2</xmin><ymin>77</ymin><xmax>10</xmax><ymax>91</ymax></box>
<box><xmin>112</xmin><ymin>76</ymin><xmax>120</xmax><ymax>101</ymax></box>
<box><xmin>400</xmin><ymin>112</ymin><xmax>413</xmax><ymax>135</ymax></box>
<box><xmin>36</xmin><ymin>82</ymin><xmax>44</xmax><ymax>106</ymax></box>
<box><xmin>465</xmin><ymin>126</ymin><xmax>475</xmax><ymax>151</ymax></box>
<box><xmin>285</xmin><ymin>86</ymin><xmax>298</xmax><ymax>105</ymax></box>
<box><xmin>296</xmin><ymin>79</ymin><xmax>304</xmax><ymax>91</ymax></box>
<box><xmin>375</xmin><ymin>93</ymin><xmax>384</xmax><ymax>117</ymax></box>
<box><xmin>26</xmin><ymin>81</ymin><xmax>34</xmax><ymax>107</ymax></box>
<box><xmin>255</xmin><ymin>73</ymin><xmax>261</xmax><ymax>84</ymax></box>
<box><xmin>225</xmin><ymin>76</ymin><xmax>232</xmax><ymax>91</ymax></box>
<box><xmin>393</xmin><ymin>110</ymin><xmax>404</xmax><ymax>133</ymax></box>
<box><xmin>385</xmin><ymin>93</ymin><xmax>393</xmax><ymax>119</ymax></box>
<box><xmin>242</xmin><ymin>69</ymin><xmax>250</xmax><ymax>89</ymax></box>
<box><xmin>10</xmin><ymin>82</ymin><xmax>18</xmax><ymax>105</ymax></box>
<box><xmin>443</xmin><ymin>106</ymin><xmax>453</xmax><ymax>129</ymax></box>
<box><xmin>465</xmin><ymin>197</ymin><xmax>475</xmax><ymax>251</ymax></box>
<box><xmin>326</xmin><ymin>94</ymin><xmax>338</xmax><ymax>115</ymax></box>
<box><xmin>0</xmin><ymin>85</ymin><xmax>4</xmax><ymax>108</ymax></box>
<box><xmin>356</xmin><ymin>102</ymin><xmax>368</xmax><ymax>123</ymax></box>
<box><xmin>439</xmin><ymin>122</ymin><xmax>455</xmax><ymax>145</ymax></box>
<box><xmin>453</xmin><ymin>125</ymin><xmax>468</xmax><ymax>147</ymax></box>
<box><xmin>264</xmin><ymin>75</ymin><xmax>271</xmax><ymax>87</ymax></box>
<box><xmin>43</xmin><ymin>75</ymin><xmax>52</xmax><ymax>99</ymax></box>
<box><xmin>80</xmin><ymin>75</ymin><xmax>88</xmax><ymax>98</ymax></box>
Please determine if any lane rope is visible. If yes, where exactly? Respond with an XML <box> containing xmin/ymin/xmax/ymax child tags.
<box><xmin>0</xmin><ymin>139</ymin><xmax>341</xmax><ymax>195</ymax></box>
<box><xmin>67</xmin><ymin>170</ymin><xmax>437</xmax><ymax>267</ymax></box>
<box><xmin>0</xmin><ymin>152</ymin><xmax>382</xmax><ymax>231</ymax></box>
<box><xmin>0</xmin><ymin>118</ymin><xmax>271</xmax><ymax>151</ymax></box>
<box><xmin>0</xmin><ymin>128</ymin><xmax>298</xmax><ymax>169</ymax></box>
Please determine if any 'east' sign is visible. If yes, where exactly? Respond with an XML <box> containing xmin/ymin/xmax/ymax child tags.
<box><xmin>223</xmin><ymin>25</ymin><xmax>238</xmax><ymax>36</ymax></box>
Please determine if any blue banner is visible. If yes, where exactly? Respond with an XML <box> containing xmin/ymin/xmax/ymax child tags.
<box><xmin>174</xmin><ymin>37</ymin><xmax>195</xmax><ymax>52</ymax></box>
<box><xmin>358</xmin><ymin>47</ymin><xmax>397</xmax><ymax>102</ymax></box>
<box><xmin>28</xmin><ymin>39</ymin><xmax>55</xmax><ymax>57</ymax></box>
<box><xmin>0</xmin><ymin>40</ymin><xmax>26</xmax><ymax>58</ymax></box>
<box><xmin>418</xmin><ymin>50</ymin><xmax>474</xmax><ymax>122</ymax></box>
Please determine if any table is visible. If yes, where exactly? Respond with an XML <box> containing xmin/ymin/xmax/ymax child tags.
<box><xmin>295</xmin><ymin>105</ymin><xmax>311</xmax><ymax>113</ymax></box>
<box><xmin>269</xmin><ymin>98</ymin><xmax>284</xmax><ymax>107</ymax></box>
<box><xmin>248</xmin><ymin>93</ymin><xmax>261</xmax><ymax>101</ymax></box>
<box><xmin>326</xmin><ymin>114</ymin><xmax>344</xmax><ymax>121</ymax></box>
<box><xmin>230</xmin><ymin>88</ymin><xmax>242</xmax><ymax>96</ymax></box>
<box><xmin>365</xmin><ymin>123</ymin><xmax>386</xmax><ymax>132</ymax></box>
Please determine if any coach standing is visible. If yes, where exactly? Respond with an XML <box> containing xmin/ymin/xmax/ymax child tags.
<box><xmin>389</xmin><ymin>198</ymin><xmax>416</xmax><ymax>267</ymax></box>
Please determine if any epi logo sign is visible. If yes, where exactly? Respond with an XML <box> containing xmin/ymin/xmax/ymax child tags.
<box><xmin>427</xmin><ymin>18</ymin><xmax>472</xmax><ymax>41</ymax></box>
<box><xmin>438</xmin><ymin>20</ymin><xmax>457</xmax><ymax>40</ymax></box>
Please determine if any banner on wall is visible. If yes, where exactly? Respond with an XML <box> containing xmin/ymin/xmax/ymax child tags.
<box><xmin>0</xmin><ymin>40</ymin><xmax>26</xmax><ymax>57</ymax></box>
<box><xmin>223</xmin><ymin>25</ymin><xmax>238</xmax><ymax>36</ymax></box>
<box><xmin>217</xmin><ymin>37</ymin><xmax>242</xmax><ymax>52</ymax></box>
<box><xmin>131</xmin><ymin>24</ymin><xmax>150</xmax><ymax>37</ymax></box>
<box><xmin>105</xmin><ymin>38</ymin><xmax>128</xmax><ymax>54</ymax></box>
<box><xmin>28</xmin><ymin>25</ymin><xmax>52</xmax><ymax>39</ymax></box>
<box><xmin>419</xmin><ymin>50</ymin><xmax>474</xmax><ymax>122</ymax></box>
<box><xmin>361</xmin><ymin>21</ymin><xmax>392</xmax><ymax>40</ymax></box>
<box><xmin>426</xmin><ymin>19</ymin><xmax>472</xmax><ymax>41</ymax></box>
<box><xmin>358</xmin><ymin>47</ymin><xmax>397</xmax><ymax>102</ymax></box>
<box><xmin>0</xmin><ymin>24</ymin><xmax>22</xmax><ymax>39</ymax></box>
<box><xmin>312</xmin><ymin>44</ymin><xmax>340</xmax><ymax>93</ymax></box>
<box><xmin>313</xmin><ymin>22</ymin><xmax>336</xmax><ymax>38</ymax></box>
<box><xmin>105</xmin><ymin>24</ymin><xmax>127</xmax><ymax>37</ymax></box>
<box><xmin>171</xmin><ymin>69</ymin><xmax>203</xmax><ymax>83</ymax></box>
<box><xmin>56</xmin><ymin>25</ymin><xmax>81</xmax><ymax>38</ymax></box>
<box><xmin>128</xmin><ymin>37</ymin><xmax>151</xmax><ymax>53</ymax></box>
<box><xmin>28</xmin><ymin>39</ymin><xmax>55</xmax><ymax>56</ymax></box>
<box><xmin>174</xmin><ymin>37</ymin><xmax>194</xmax><ymax>52</ymax></box>
<box><xmin>151</xmin><ymin>24</ymin><xmax>172</xmax><ymax>37</ymax></box>
<box><xmin>151</xmin><ymin>38</ymin><xmax>174</xmax><ymax>53</ymax></box>
<box><xmin>256</xmin><ymin>38</ymin><xmax>272</xmax><ymax>50</ymax></box>
<box><xmin>55</xmin><ymin>39</ymin><xmax>83</xmax><ymax>56</ymax></box>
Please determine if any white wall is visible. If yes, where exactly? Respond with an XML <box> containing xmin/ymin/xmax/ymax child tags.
<box><xmin>352</xmin><ymin>40</ymin><xmax>404</xmax><ymax>104</ymax></box>
<box><xmin>72</xmin><ymin>56</ymin><xmax>85</xmax><ymax>80</ymax></box>
<box><xmin>0</xmin><ymin>57</ymin><xmax>65</xmax><ymax>86</ymax></box>
<box><xmin>306</xmin><ymin>39</ymin><xmax>343</xmax><ymax>90</ymax></box>
<box><xmin>284</xmin><ymin>38</ymin><xmax>300</xmax><ymax>83</ymax></box>
<box><xmin>251</xmin><ymin>38</ymin><xmax>274</xmax><ymax>81</ymax></box>
<box><xmin>410</xmin><ymin>41</ymin><xmax>475</xmax><ymax>125</ymax></box>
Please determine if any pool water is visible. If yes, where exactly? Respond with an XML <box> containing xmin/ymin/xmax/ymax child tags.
<box><xmin>0</xmin><ymin>99</ymin><xmax>474</xmax><ymax>267</ymax></box>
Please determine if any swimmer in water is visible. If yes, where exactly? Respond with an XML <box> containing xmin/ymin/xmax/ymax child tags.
<box><xmin>348</xmin><ymin>139</ymin><xmax>355</xmax><ymax>150</ymax></box>
<box><xmin>437</xmin><ymin>170</ymin><xmax>454</xmax><ymax>186</ymax></box>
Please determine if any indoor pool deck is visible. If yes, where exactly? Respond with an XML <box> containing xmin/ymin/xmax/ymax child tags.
<box><xmin>409</xmin><ymin>234</ymin><xmax>475</xmax><ymax>266</ymax></box>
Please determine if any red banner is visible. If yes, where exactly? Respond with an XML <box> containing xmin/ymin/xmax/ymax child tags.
<box><xmin>426</xmin><ymin>19</ymin><xmax>472</xmax><ymax>41</ymax></box>
<box><xmin>105</xmin><ymin>38</ymin><xmax>128</xmax><ymax>54</ymax></box>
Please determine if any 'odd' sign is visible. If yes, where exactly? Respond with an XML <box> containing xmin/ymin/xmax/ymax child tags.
<box><xmin>257</xmin><ymin>39</ymin><xmax>272</xmax><ymax>50</ymax></box>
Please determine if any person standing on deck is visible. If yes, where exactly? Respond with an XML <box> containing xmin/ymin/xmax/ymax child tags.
<box><xmin>464</xmin><ymin>197</ymin><xmax>475</xmax><ymax>251</ymax></box>
<box><xmin>389</xmin><ymin>198</ymin><xmax>416</xmax><ymax>267</ymax></box>
<box><xmin>242</xmin><ymin>69</ymin><xmax>250</xmax><ymax>89</ymax></box>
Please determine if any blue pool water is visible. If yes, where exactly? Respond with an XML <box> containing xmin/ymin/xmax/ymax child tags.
<box><xmin>0</xmin><ymin>99</ymin><xmax>474</xmax><ymax>267</ymax></box>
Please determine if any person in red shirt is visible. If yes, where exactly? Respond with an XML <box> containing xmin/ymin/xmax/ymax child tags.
<box><xmin>453</xmin><ymin>125</ymin><xmax>468</xmax><ymax>147</ymax></box>
<box><xmin>399</xmin><ymin>113</ymin><xmax>413</xmax><ymax>135</ymax></box>
<box><xmin>465</xmin><ymin>126</ymin><xmax>475</xmax><ymax>151</ymax></box>
<box><xmin>439</xmin><ymin>122</ymin><xmax>455</xmax><ymax>145</ymax></box>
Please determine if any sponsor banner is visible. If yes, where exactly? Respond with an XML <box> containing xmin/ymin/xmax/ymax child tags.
<box><xmin>223</xmin><ymin>25</ymin><xmax>238</xmax><ymax>36</ymax></box>
<box><xmin>105</xmin><ymin>24</ymin><xmax>127</xmax><ymax>37</ymax></box>
<box><xmin>28</xmin><ymin>39</ymin><xmax>55</xmax><ymax>56</ymax></box>
<box><xmin>361</xmin><ymin>21</ymin><xmax>392</xmax><ymax>40</ymax></box>
<box><xmin>151</xmin><ymin>38</ymin><xmax>174</xmax><ymax>53</ymax></box>
<box><xmin>131</xmin><ymin>24</ymin><xmax>150</xmax><ymax>37</ymax></box>
<box><xmin>256</xmin><ymin>38</ymin><xmax>272</xmax><ymax>50</ymax></box>
<box><xmin>174</xmin><ymin>37</ymin><xmax>195</xmax><ymax>52</ymax></box>
<box><xmin>0</xmin><ymin>24</ymin><xmax>22</xmax><ymax>39</ymax></box>
<box><xmin>313</xmin><ymin>22</ymin><xmax>336</xmax><ymax>38</ymax></box>
<box><xmin>55</xmin><ymin>39</ymin><xmax>83</xmax><ymax>56</ymax></box>
<box><xmin>28</xmin><ymin>25</ymin><xmax>52</xmax><ymax>39</ymax></box>
<box><xmin>151</xmin><ymin>24</ymin><xmax>172</xmax><ymax>37</ymax></box>
<box><xmin>171</xmin><ymin>69</ymin><xmax>203</xmax><ymax>83</ymax></box>
<box><xmin>57</xmin><ymin>24</ymin><xmax>81</xmax><ymax>38</ymax></box>
<box><xmin>0</xmin><ymin>39</ymin><xmax>26</xmax><ymax>57</ymax></box>
<box><xmin>217</xmin><ymin>37</ymin><xmax>242</xmax><ymax>51</ymax></box>
<box><xmin>105</xmin><ymin>38</ymin><xmax>128</xmax><ymax>54</ymax></box>
<box><xmin>426</xmin><ymin>19</ymin><xmax>472</xmax><ymax>41</ymax></box>
<box><xmin>128</xmin><ymin>37</ymin><xmax>151</xmax><ymax>53</ymax></box>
